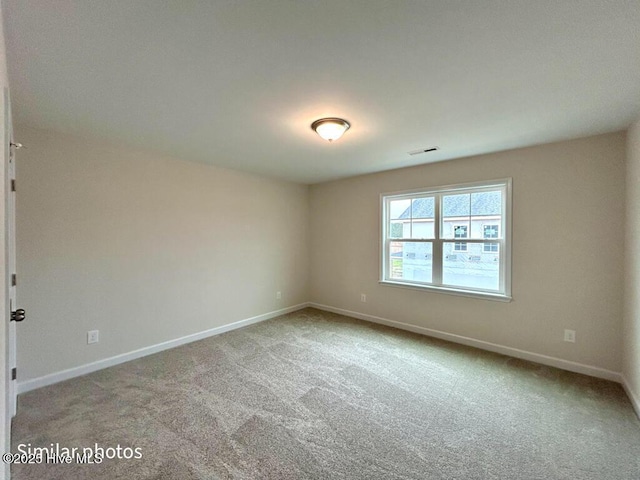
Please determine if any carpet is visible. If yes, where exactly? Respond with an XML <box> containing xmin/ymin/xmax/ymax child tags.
<box><xmin>11</xmin><ymin>308</ymin><xmax>640</xmax><ymax>479</ymax></box>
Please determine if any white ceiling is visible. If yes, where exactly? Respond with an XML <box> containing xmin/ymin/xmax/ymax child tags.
<box><xmin>3</xmin><ymin>1</ymin><xmax>640</xmax><ymax>184</ymax></box>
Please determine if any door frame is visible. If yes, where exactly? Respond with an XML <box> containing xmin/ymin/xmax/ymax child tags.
<box><xmin>2</xmin><ymin>85</ymin><xmax>13</xmax><ymax>479</ymax></box>
<box><xmin>6</xmin><ymin>86</ymin><xmax>16</xmax><ymax>418</ymax></box>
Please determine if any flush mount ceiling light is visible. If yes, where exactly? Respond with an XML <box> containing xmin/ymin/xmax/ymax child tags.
<box><xmin>311</xmin><ymin>117</ymin><xmax>350</xmax><ymax>142</ymax></box>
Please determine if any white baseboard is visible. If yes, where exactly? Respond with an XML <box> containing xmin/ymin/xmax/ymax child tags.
<box><xmin>18</xmin><ymin>303</ymin><xmax>310</xmax><ymax>394</ymax></box>
<box><xmin>621</xmin><ymin>375</ymin><xmax>640</xmax><ymax>420</ymax></box>
<box><xmin>309</xmin><ymin>303</ymin><xmax>623</xmax><ymax>383</ymax></box>
<box><xmin>19</xmin><ymin>301</ymin><xmax>631</xmax><ymax>408</ymax></box>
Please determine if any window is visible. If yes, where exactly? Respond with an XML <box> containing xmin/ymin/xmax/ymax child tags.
<box><xmin>454</xmin><ymin>225</ymin><xmax>468</xmax><ymax>238</ymax></box>
<box><xmin>454</xmin><ymin>242</ymin><xmax>467</xmax><ymax>252</ymax></box>
<box><xmin>483</xmin><ymin>224</ymin><xmax>499</xmax><ymax>253</ymax></box>
<box><xmin>381</xmin><ymin>179</ymin><xmax>511</xmax><ymax>301</ymax></box>
<box><xmin>484</xmin><ymin>242</ymin><xmax>499</xmax><ymax>253</ymax></box>
<box><xmin>453</xmin><ymin>225</ymin><xmax>468</xmax><ymax>251</ymax></box>
<box><xmin>483</xmin><ymin>225</ymin><xmax>499</xmax><ymax>239</ymax></box>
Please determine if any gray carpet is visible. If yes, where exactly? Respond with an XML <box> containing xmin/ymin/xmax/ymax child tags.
<box><xmin>11</xmin><ymin>308</ymin><xmax>640</xmax><ymax>479</ymax></box>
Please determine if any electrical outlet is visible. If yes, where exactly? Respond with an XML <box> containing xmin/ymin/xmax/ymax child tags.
<box><xmin>360</xmin><ymin>293</ymin><xmax>367</xmax><ymax>303</ymax></box>
<box><xmin>87</xmin><ymin>330</ymin><xmax>99</xmax><ymax>345</ymax></box>
<box><xmin>276</xmin><ymin>291</ymin><xmax>282</xmax><ymax>300</ymax></box>
<box><xmin>563</xmin><ymin>329</ymin><xmax>576</xmax><ymax>343</ymax></box>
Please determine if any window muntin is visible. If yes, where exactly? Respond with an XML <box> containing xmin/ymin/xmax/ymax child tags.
<box><xmin>381</xmin><ymin>179</ymin><xmax>511</xmax><ymax>300</ymax></box>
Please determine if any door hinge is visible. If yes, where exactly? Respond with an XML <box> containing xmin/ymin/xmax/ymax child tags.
<box><xmin>11</xmin><ymin>368</ymin><xmax>16</xmax><ymax>381</ymax></box>
<box><xmin>11</xmin><ymin>273</ymin><xmax>16</xmax><ymax>286</ymax></box>
<box><xmin>11</xmin><ymin>179</ymin><xmax>15</xmax><ymax>192</ymax></box>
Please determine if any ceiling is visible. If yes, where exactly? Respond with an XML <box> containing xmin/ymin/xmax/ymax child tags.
<box><xmin>3</xmin><ymin>1</ymin><xmax>640</xmax><ymax>184</ymax></box>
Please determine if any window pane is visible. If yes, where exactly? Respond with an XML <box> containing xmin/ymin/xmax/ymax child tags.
<box><xmin>410</xmin><ymin>197</ymin><xmax>434</xmax><ymax>239</ymax></box>
<box><xmin>390</xmin><ymin>221</ymin><xmax>405</xmax><ymax>239</ymax></box>
<box><xmin>471</xmin><ymin>191</ymin><xmax>502</xmax><ymax>216</ymax></box>
<box><xmin>389</xmin><ymin>241</ymin><xmax>432</xmax><ymax>282</ymax></box>
<box><xmin>389</xmin><ymin>199</ymin><xmax>411</xmax><ymax>220</ymax></box>
<box><xmin>442</xmin><ymin>194</ymin><xmax>470</xmax><ymax>239</ymax></box>
<box><xmin>389</xmin><ymin>199</ymin><xmax>411</xmax><ymax>238</ymax></box>
<box><xmin>442</xmin><ymin>242</ymin><xmax>499</xmax><ymax>291</ymax></box>
<box><xmin>443</xmin><ymin>193</ymin><xmax>470</xmax><ymax>217</ymax></box>
<box><xmin>470</xmin><ymin>190</ymin><xmax>502</xmax><ymax>239</ymax></box>
<box><xmin>442</xmin><ymin>191</ymin><xmax>503</xmax><ymax>239</ymax></box>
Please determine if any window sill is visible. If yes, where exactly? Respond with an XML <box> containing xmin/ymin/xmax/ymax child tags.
<box><xmin>379</xmin><ymin>280</ymin><xmax>512</xmax><ymax>303</ymax></box>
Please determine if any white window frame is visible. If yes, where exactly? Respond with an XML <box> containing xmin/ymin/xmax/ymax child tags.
<box><xmin>380</xmin><ymin>178</ymin><xmax>512</xmax><ymax>302</ymax></box>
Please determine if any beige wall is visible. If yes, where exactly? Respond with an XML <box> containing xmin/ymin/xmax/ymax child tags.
<box><xmin>310</xmin><ymin>132</ymin><xmax>626</xmax><ymax>372</ymax></box>
<box><xmin>624</xmin><ymin>117</ymin><xmax>640</xmax><ymax>412</ymax></box>
<box><xmin>11</xmin><ymin>124</ymin><xmax>634</xmax><ymax>407</ymax></box>
<box><xmin>16</xmin><ymin>125</ymin><xmax>309</xmax><ymax>381</ymax></box>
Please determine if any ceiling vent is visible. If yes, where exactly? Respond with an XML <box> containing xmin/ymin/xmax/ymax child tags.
<box><xmin>408</xmin><ymin>146</ymin><xmax>439</xmax><ymax>156</ymax></box>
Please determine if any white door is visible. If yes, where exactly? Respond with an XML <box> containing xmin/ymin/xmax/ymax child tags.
<box><xmin>6</xmin><ymin>87</ymin><xmax>21</xmax><ymax>417</ymax></box>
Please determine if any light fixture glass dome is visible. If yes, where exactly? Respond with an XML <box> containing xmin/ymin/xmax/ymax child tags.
<box><xmin>311</xmin><ymin>117</ymin><xmax>350</xmax><ymax>142</ymax></box>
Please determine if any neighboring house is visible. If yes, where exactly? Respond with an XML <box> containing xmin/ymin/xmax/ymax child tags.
<box><xmin>390</xmin><ymin>191</ymin><xmax>502</xmax><ymax>290</ymax></box>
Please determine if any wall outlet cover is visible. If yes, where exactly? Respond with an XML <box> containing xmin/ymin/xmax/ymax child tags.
<box><xmin>87</xmin><ymin>330</ymin><xmax>99</xmax><ymax>344</ymax></box>
<box><xmin>563</xmin><ymin>329</ymin><xmax>576</xmax><ymax>343</ymax></box>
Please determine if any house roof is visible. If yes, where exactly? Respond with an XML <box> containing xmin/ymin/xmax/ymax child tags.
<box><xmin>398</xmin><ymin>191</ymin><xmax>501</xmax><ymax>219</ymax></box>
